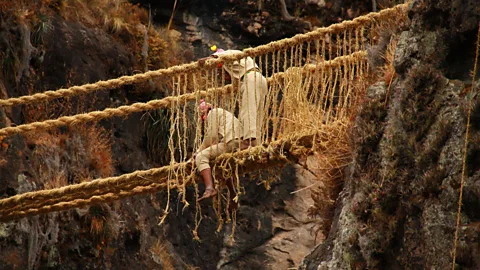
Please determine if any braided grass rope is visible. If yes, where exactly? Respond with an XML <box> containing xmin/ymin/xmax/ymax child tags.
<box><xmin>0</xmin><ymin>51</ymin><xmax>367</xmax><ymax>137</ymax></box>
<box><xmin>0</xmin><ymin>130</ymin><xmax>327</xmax><ymax>222</ymax></box>
<box><xmin>0</xmin><ymin>4</ymin><xmax>406</xmax><ymax>107</ymax></box>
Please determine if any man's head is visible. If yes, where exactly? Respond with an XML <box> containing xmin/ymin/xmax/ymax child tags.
<box><xmin>210</xmin><ymin>45</ymin><xmax>225</xmax><ymax>69</ymax></box>
<box><xmin>210</xmin><ymin>45</ymin><xmax>224</xmax><ymax>54</ymax></box>
<box><xmin>210</xmin><ymin>45</ymin><xmax>231</xmax><ymax>82</ymax></box>
<box><xmin>199</xmin><ymin>99</ymin><xmax>212</xmax><ymax>120</ymax></box>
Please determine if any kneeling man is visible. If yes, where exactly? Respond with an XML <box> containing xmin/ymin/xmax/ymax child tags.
<box><xmin>194</xmin><ymin>100</ymin><xmax>241</xmax><ymax>202</ymax></box>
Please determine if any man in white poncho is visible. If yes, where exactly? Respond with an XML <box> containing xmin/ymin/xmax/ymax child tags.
<box><xmin>199</xmin><ymin>46</ymin><xmax>268</xmax><ymax>150</ymax></box>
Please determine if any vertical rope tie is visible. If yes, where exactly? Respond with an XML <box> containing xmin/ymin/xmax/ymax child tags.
<box><xmin>451</xmin><ymin>22</ymin><xmax>480</xmax><ymax>269</ymax></box>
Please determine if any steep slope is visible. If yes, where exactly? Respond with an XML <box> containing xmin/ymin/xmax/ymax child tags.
<box><xmin>300</xmin><ymin>0</ymin><xmax>480</xmax><ymax>269</ymax></box>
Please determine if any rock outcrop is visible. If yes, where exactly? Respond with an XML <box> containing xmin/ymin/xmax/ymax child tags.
<box><xmin>300</xmin><ymin>0</ymin><xmax>480</xmax><ymax>269</ymax></box>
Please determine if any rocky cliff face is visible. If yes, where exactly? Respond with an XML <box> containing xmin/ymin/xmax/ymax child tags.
<box><xmin>134</xmin><ymin>0</ymin><xmax>375</xmax><ymax>57</ymax></box>
<box><xmin>300</xmin><ymin>0</ymin><xmax>480</xmax><ymax>269</ymax></box>
<box><xmin>0</xmin><ymin>3</ymin><xmax>166</xmax><ymax>269</ymax></box>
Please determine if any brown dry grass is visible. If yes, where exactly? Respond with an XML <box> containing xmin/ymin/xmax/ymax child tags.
<box><xmin>306</xmin><ymin>120</ymin><xmax>352</xmax><ymax>227</ymax></box>
<box><xmin>380</xmin><ymin>37</ymin><xmax>398</xmax><ymax>85</ymax></box>
<box><xmin>287</xmin><ymin>67</ymin><xmax>376</xmax><ymax>237</ymax></box>
<box><xmin>84</xmin><ymin>125</ymin><xmax>114</xmax><ymax>178</ymax></box>
<box><xmin>379</xmin><ymin>36</ymin><xmax>399</xmax><ymax>106</ymax></box>
<box><xmin>0</xmin><ymin>135</ymin><xmax>7</xmax><ymax>168</ymax></box>
<box><xmin>150</xmin><ymin>239</ymin><xmax>175</xmax><ymax>270</ymax></box>
<box><xmin>90</xmin><ymin>215</ymin><xmax>106</xmax><ymax>236</ymax></box>
<box><xmin>298</xmin><ymin>17</ymin><xmax>402</xmax><ymax>235</ymax></box>
<box><xmin>67</xmin><ymin>0</ymin><xmax>184</xmax><ymax>70</ymax></box>
<box><xmin>24</xmin><ymin>123</ymin><xmax>113</xmax><ymax>190</ymax></box>
<box><xmin>1</xmin><ymin>0</ymin><xmax>183</xmax><ymax>74</ymax></box>
<box><xmin>149</xmin><ymin>239</ymin><xmax>200</xmax><ymax>269</ymax></box>
<box><xmin>43</xmin><ymin>172</ymin><xmax>68</xmax><ymax>189</ymax></box>
<box><xmin>305</xmin><ymin>125</ymin><xmax>354</xmax><ymax>242</ymax></box>
<box><xmin>83</xmin><ymin>204</ymin><xmax>111</xmax><ymax>245</ymax></box>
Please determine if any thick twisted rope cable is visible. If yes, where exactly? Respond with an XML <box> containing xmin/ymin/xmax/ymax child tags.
<box><xmin>0</xmin><ymin>51</ymin><xmax>367</xmax><ymax>137</ymax></box>
<box><xmin>0</xmin><ymin>134</ymin><xmax>295</xmax><ymax>219</ymax></box>
<box><xmin>0</xmin><ymin>131</ymin><xmax>321</xmax><ymax>222</ymax></box>
<box><xmin>0</xmin><ymin>182</ymin><xmax>175</xmax><ymax>223</ymax></box>
<box><xmin>0</xmin><ymin>4</ymin><xmax>406</xmax><ymax>107</ymax></box>
<box><xmin>0</xmin><ymin>163</ymin><xmax>186</xmax><ymax>216</ymax></box>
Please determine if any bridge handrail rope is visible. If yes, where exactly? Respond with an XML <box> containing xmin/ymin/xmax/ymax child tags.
<box><xmin>0</xmin><ymin>4</ymin><xmax>407</xmax><ymax>108</ymax></box>
<box><xmin>0</xmin><ymin>51</ymin><xmax>367</xmax><ymax>137</ymax></box>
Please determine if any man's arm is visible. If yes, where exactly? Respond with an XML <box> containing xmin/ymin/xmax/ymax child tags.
<box><xmin>199</xmin><ymin>111</ymin><xmax>220</xmax><ymax>151</ymax></box>
<box><xmin>198</xmin><ymin>56</ymin><xmax>212</xmax><ymax>67</ymax></box>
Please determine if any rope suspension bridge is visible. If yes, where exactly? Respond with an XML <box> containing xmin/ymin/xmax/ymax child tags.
<box><xmin>0</xmin><ymin>4</ymin><xmax>409</xmax><ymax>235</ymax></box>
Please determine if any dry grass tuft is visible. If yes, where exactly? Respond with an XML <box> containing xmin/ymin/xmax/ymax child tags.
<box><xmin>307</xmin><ymin>120</ymin><xmax>352</xmax><ymax>232</ymax></box>
<box><xmin>43</xmin><ymin>172</ymin><xmax>68</xmax><ymax>189</ymax></box>
<box><xmin>84</xmin><ymin>125</ymin><xmax>114</xmax><ymax>178</ymax></box>
<box><xmin>379</xmin><ymin>36</ymin><xmax>399</xmax><ymax>106</ymax></box>
<box><xmin>381</xmin><ymin>37</ymin><xmax>398</xmax><ymax>85</ymax></box>
<box><xmin>299</xmin><ymin>70</ymin><xmax>375</xmax><ymax>236</ymax></box>
<box><xmin>150</xmin><ymin>238</ymin><xmax>200</xmax><ymax>269</ymax></box>
<box><xmin>150</xmin><ymin>239</ymin><xmax>176</xmax><ymax>270</ymax></box>
<box><xmin>66</xmin><ymin>0</ymin><xmax>184</xmax><ymax>70</ymax></box>
<box><xmin>24</xmin><ymin>123</ymin><xmax>113</xmax><ymax>190</ymax></box>
<box><xmin>83</xmin><ymin>204</ymin><xmax>111</xmax><ymax>244</ymax></box>
<box><xmin>0</xmin><ymin>135</ymin><xmax>8</xmax><ymax>168</ymax></box>
<box><xmin>1</xmin><ymin>0</ymin><xmax>184</xmax><ymax>80</ymax></box>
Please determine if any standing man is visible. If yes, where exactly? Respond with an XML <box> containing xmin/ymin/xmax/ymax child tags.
<box><xmin>193</xmin><ymin>100</ymin><xmax>241</xmax><ymax>202</ymax></box>
<box><xmin>199</xmin><ymin>46</ymin><xmax>268</xmax><ymax>149</ymax></box>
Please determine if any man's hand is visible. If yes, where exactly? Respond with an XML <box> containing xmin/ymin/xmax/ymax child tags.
<box><xmin>198</xmin><ymin>57</ymin><xmax>210</xmax><ymax>67</ymax></box>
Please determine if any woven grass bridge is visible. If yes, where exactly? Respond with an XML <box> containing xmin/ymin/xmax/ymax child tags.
<box><xmin>0</xmin><ymin>4</ymin><xmax>409</xmax><ymax>229</ymax></box>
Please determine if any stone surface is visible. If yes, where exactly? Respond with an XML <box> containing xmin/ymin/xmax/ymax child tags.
<box><xmin>216</xmin><ymin>162</ymin><xmax>323</xmax><ymax>270</ymax></box>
